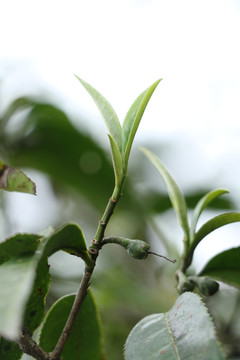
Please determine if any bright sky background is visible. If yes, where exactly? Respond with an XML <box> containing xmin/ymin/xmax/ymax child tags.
<box><xmin>1</xmin><ymin>0</ymin><xmax>240</xmax><ymax>270</ymax></box>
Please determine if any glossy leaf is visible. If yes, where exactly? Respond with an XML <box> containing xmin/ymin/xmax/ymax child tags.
<box><xmin>39</xmin><ymin>292</ymin><xmax>105</xmax><ymax>360</ymax></box>
<box><xmin>141</xmin><ymin>148</ymin><xmax>189</xmax><ymax>240</ymax></box>
<box><xmin>0</xmin><ymin>160</ymin><xmax>36</xmax><ymax>195</ymax></box>
<box><xmin>124</xmin><ymin>292</ymin><xmax>225</xmax><ymax>360</ymax></box>
<box><xmin>76</xmin><ymin>76</ymin><xmax>122</xmax><ymax>152</ymax></box>
<box><xmin>108</xmin><ymin>134</ymin><xmax>124</xmax><ymax>185</ymax></box>
<box><xmin>190</xmin><ymin>212</ymin><xmax>240</xmax><ymax>254</ymax></box>
<box><xmin>200</xmin><ymin>247</ymin><xmax>240</xmax><ymax>288</ymax></box>
<box><xmin>190</xmin><ymin>189</ymin><xmax>229</xmax><ymax>242</ymax></box>
<box><xmin>122</xmin><ymin>80</ymin><xmax>161</xmax><ymax>170</ymax></box>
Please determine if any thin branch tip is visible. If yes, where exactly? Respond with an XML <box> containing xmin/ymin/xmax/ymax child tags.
<box><xmin>148</xmin><ymin>251</ymin><xmax>177</xmax><ymax>264</ymax></box>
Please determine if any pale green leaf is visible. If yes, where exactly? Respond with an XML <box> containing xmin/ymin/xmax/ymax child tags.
<box><xmin>190</xmin><ymin>189</ymin><xmax>228</xmax><ymax>242</ymax></box>
<box><xmin>108</xmin><ymin>134</ymin><xmax>124</xmax><ymax>185</ymax></box>
<box><xmin>0</xmin><ymin>160</ymin><xmax>36</xmax><ymax>195</ymax></box>
<box><xmin>124</xmin><ymin>292</ymin><xmax>225</xmax><ymax>360</ymax></box>
<box><xmin>39</xmin><ymin>292</ymin><xmax>105</xmax><ymax>360</ymax></box>
<box><xmin>122</xmin><ymin>80</ymin><xmax>161</xmax><ymax>169</ymax></box>
<box><xmin>75</xmin><ymin>76</ymin><xmax>122</xmax><ymax>152</ymax></box>
<box><xmin>141</xmin><ymin>148</ymin><xmax>189</xmax><ymax>240</ymax></box>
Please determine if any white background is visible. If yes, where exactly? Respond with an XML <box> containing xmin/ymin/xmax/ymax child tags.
<box><xmin>1</xmin><ymin>0</ymin><xmax>240</xmax><ymax>270</ymax></box>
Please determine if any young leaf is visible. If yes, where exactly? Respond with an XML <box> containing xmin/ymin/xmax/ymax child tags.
<box><xmin>124</xmin><ymin>292</ymin><xmax>225</xmax><ymax>360</ymax></box>
<box><xmin>39</xmin><ymin>292</ymin><xmax>105</xmax><ymax>360</ymax></box>
<box><xmin>108</xmin><ymin>134</ymin><xmax>124</xmax><ymax>186</ymax></box>
<box><xmin>190</xmin><ymin>189</ymin><xmax>229</xmax><ymax>242</ymax></box>
<box><xmin>122</xmin><ymin>80</ymin><xmax>161</xmax><ymax>170</ymax></box>
<box><xmin>75</xmin><ymin>76</ymin><xmax>122</xmax><ymax>152</ymax></box>
<box><xmin>0</xmin><ymin>160</ymin><xmax>36</xmax><ymax>195</ymax></box>
<box><xmin>190</xmin><ymin>212</ymin><xmax>240</xmax><ymax>256</ymax></box>
<box><xmin>200</xmin><ymin>247</ymin><xmax>240</xmax><ymax>288</ymax></box>
<box><xmin>141</xmin><ymin>148</ymin><xmax>189</xmax><ymax>240</ymax></box>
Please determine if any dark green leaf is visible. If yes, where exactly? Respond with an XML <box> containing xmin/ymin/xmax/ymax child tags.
<box><xmin>124</xmin><ymin>292</ymin><xmax>225</xmax><ymax>360</ymax></box>
<box><xmin>0</xmin><ymin>160</ymin><xmax>36</xmax><ymax>195</ymax></box>
<box><xmin>75</xmin><ymin>76</ymin><xmax>122</xmax><ymax>152</ymax></box>
<box><xmin>0</xmin><ymin>223</ymin><xmax>92</xmax><ymax>340</ymax></box>
<box><xmin>0</xmin><ymin>337</ymin><xmax>22</xmax><ymax>360</ymax></box>
<box><xmin>141</xmin><ymin>148</ymin><xmax>189</xmax><ymax>240</ymax></box>
<box><xmin>190</xmin><ymin>189</ymin><xmax>228</xmax><ymax>242</ymax></box>
<box><xmin>40</xmin><ymin>223</ymin><xmax>93</xmax><ymax>269</ymax></box>
<box><xmin>0</xmin><ymin>258</ymin><xmax>50</xmax><ymax>360</ymax></box>
<box><xmin>0</xmin><ymin>233</ymin><xmax>39</xmax><ymax>265</ymax></box>
<box><xmin>190</xmin><ymin>212</ymin><xmax>240</xmax><ymax>254</ymax></box>
<box><xmin>200</xmin><ymin>247</ymin><xmax>240</xmax><ymax>288</ymax></box>
<box><xmin>39</xmin><ymin>292</ymin><xmax>105</xmax><ymax>360</ymax></box>
<box><xmin>122</xmin><ymin>80</ymin><xmax>161</xmax><ymax>170</ymax></box>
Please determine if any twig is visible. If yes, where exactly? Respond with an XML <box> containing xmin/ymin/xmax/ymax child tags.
<box><xmin>18</xmin><ymin>327</ymin><xmax>50</xmax><ymax>360</ymax></box>
<box><xmin>49</xmin><ymin>268</ymin><xmax>92</xmax><ymax>360</ymax></box>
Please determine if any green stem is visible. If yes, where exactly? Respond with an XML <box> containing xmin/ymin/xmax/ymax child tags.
<box><xmin>91</xmin><ymin>182</ymin><xmax>124</xmax><ymax>248</ymax></box>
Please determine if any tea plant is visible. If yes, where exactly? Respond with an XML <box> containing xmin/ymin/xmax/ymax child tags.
<box><xmin>0</xmin><ymin>78</ymin><xmax>239</xmax><ymax>360</ymax></box>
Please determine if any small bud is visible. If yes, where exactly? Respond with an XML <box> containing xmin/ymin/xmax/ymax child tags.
<box><xmin>126</xmin><ymin>240</ymin><xmax>150</xmax><ymax>259</ymax></box>
<box><xmin>101</xmin><ymin>237</ymin><xmax>150</xmax><ymax>259</ymax></box>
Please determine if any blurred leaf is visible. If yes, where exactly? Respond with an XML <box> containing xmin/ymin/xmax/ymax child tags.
<box><xmin>0</xmin><ymin>253</ymin><xmax>39</xmax><ymax>340</ymax></box>
<box><xmin>190</xmin><ymin>212</ymin><xmax>240</xmax><ymax>255</ymax></box>
<box><xmin>0</xmin><ymin>223</ymin><xmax>92</xmax><ymax>340</ymax></box>
<box><xmin>76</xmin><ymin>76</ymin><xmax>122</xmax><ymax>152</ymax></box>
<box><xmin>200</xmin><ymin>247</ymin><xmax>240</xmax><ymax>288</ymax></box>
<box><xmin>0</xmin><ymin>233</ymin><xmax>39</xmax><ymax>265</ymax></box>
<box><xmin>7</xmin><ymin>102</ymin><xmax>115</xmax><ymax>210</ymax></box>
<box><xmin>190</xmin><ymin>189</ymin><xmax>229</xmax><ymax>242</ymax></box>
<box><xmin>0</xmin><ymin>337</ymin><xmax>22</xmax><ymax>360</ymax></box>
<box><xmin>23</xmin><ymin>257</ymin><xmax>50</xmax><ymax>333</ymax></box>
<box><xmin>39</xmin><ymin>292</ymin><xmax>105</xmax><ymax>360</ymax></box>
<box><xmin>141</xmin><ymin>148</ymin><xmax>189</xmax><ymax>240</ymax></box>
<box><xmin>124</xmin><ymin>292</ymin><xmax>225</xmax><ymax>360</ymax></box>
<box><xmin>147</xmin><ymin>189</ymin><xmax>234</xmax><ymax>214</ymax></box>
<box><xmin>122</xmin><ymin>80</ymin><xmax>161</xmax><ymax>170</ymax></box>
<box><xmin>0</xmin><ymin>257</ymin><xmax>50</xmax><ymax>360</ymax></box>
<box><xmin>0</xmin><ymin>160</ymin><xmax>36</xmax><ymax>195</ymax></box>
<box><xmin>108</xmin><ymin>134</ymin><xmax>124</xmax><ymax>186</ymax></box>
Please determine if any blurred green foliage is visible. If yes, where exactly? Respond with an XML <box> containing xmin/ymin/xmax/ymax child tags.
<box><xmin>1</xmin><ymin>96</ymin><xmax>239</xmax><ymax>359</ymax></box>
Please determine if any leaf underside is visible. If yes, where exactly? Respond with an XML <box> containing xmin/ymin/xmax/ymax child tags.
<box><xmin>124</xmin><ymin>292</ymin><xmax>225</xmax><ymax>360</ymax></box>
